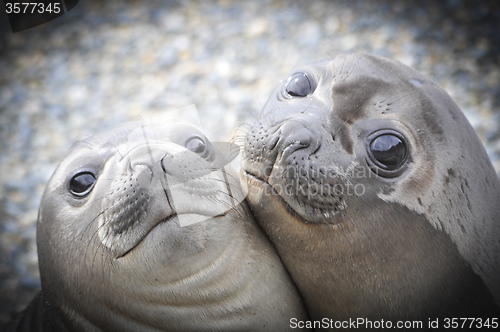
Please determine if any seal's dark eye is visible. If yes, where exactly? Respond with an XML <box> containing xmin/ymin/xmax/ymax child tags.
<box><xmin>370</xmin><ymin>134</ymin><xmax>407</xmax><ymax>170</ymax></box>
<box><xmin>70</xmin><ymin>172</ymin><xmax>96</xmax><ymax>196</ymax></box>
<box><xmin>284</xmin><ymin>73</ymin><xmax>313</xmax><ymax>98</ymax></box>
<box><xmin>185</xmin><ymin>137</ymin><xmax>209</xmax><ymax>157</ymax></box>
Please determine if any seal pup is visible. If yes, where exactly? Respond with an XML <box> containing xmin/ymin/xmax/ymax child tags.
<box><xmin>240</xmin><ymin>54</ymin><xmax>500</xmax><ymax>325</ymax></box>
<box><xmin>6</xmin><ymin>121</ymin><xmax>310</xmax><ymax>332</ymax></box>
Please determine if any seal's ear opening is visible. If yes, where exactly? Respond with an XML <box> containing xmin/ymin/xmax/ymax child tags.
<box><xmin>365</xmin><ymin>130</ymin><xmax>410</xmax><ymax>178</ymax></box>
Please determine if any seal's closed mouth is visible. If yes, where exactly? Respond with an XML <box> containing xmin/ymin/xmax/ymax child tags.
<box><xmin>242</xmin><ymin>170</ymin><xmax>318</xmax><ymax>226</ymax></box>
<box><xmin>243</xmin><ymin>170</ymin><xmax>345</xmax><ymax>226</ymax></box>
<box><xmin>116</xmin><ymin>214</ymin><xmax>178</xmax><ymax>258</ymax></box>
<box><xmin>117</xmin><ymin>208</ymin><xmax>234</xmax><ymax>259</ymax></box>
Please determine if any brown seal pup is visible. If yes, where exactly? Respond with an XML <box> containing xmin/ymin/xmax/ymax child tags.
<box><xmin>6</xmin><ymin>122</ymin><xmax>310</xmax><ymax>332</ymax></box>
<box><xmin>240</xmin><ymin>54</ymin><xmax>500</xmax><ymax>327</ymax></box>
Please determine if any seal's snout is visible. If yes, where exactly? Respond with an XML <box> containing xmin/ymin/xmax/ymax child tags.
<box><xmin>243</xmin><ymin>117</ymin><xmax>324</xmax><ymax>181</ymax></box>
<box><xmin>274</xmin><ymin>120</ymin><xmax>320</xmax><ymax>160</ymax></box>
<box><xmin>127</xmin><ymin>143</ymin><xmax>206</xmax><ymax>185</ymax></box>
<box><xmin>129</xmin><ymin>145</ymin><xmax>169</xmax><ymax>175</ymax></box>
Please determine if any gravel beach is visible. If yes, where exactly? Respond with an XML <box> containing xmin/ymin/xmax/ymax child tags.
<box><xmin>1</xmin><ymin>0</ymin><xmax>499</xmax><ymax>324</ymax></box>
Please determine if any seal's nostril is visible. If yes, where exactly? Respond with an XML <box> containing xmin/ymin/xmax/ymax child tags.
<box><xmin>283</xmin><ymin>127</ymin><xmax>313</xmax><ymax>150</ymax></box>
<box><xmin>136</xmin><ymin>166</ymin><xmax>153</xmax><ymax>188</ymax></box>
<box><xmin>267</xmin><ymin>130</ymin><xmax>281</xmax><ymax>151</ymax></box>
<box><xmin>160</xmin><ymin>153</ymin><xmax>174</xmax><ymax>175</ymax></box>
<box><xmin>131</xmin><ymin>161</ymin><xmax>148</xmax><ymax>172</ymax></box>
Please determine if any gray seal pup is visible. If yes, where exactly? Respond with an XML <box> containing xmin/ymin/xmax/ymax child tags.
<box><xmin>240</xmin><ymin>54</ymin><xmax>500</xmax><ymax>326</ymax></box>
<box><xmin>6</xmin><ymin>121</ymin><xmax>310</xmax><ymax>332</ymax></box>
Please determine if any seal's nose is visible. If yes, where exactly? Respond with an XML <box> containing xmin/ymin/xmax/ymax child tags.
<box><xmin>129</xmin><ymin>147</ymin><xmax>170</xmax><ymax>189</ymax></box>
<box><xmin>276</xmin><ymin>121</ymin><xmax>318</xmax><ymax>158</ymax></box>
<box><xmin>243</xmin><ymin>117</ymin><xmax>321</xmax><ymax>179</ymax></box>
<box><xmin>130</xmin><ymin>146</ymin><xmax>168</xmax><ymax>170</ymax></box>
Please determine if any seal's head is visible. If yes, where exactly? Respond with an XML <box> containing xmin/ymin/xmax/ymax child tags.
<box><xmin>241</xmin><ymin>54</ymin><xmax>500</xmax><ymax>320</ymax></box>
<box><xmin>37</xmin><ymin>122</ymin><xmax>309</xmax><ymax>331</ymax></box>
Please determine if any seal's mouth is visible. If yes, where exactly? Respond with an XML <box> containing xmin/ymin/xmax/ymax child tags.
<box><xmin>242</xmin><ymin>170</ymin><xmax>318</xmax><ymax>225</ymax></box>
<box><xmin>117</xmin><ymin>208</ymin><xmax>234</xmax><ymax>259</ymax></box>
<box><xmin>242</xmin><ymin>168</ymin><xmax>345</xmax><ymax>226</ymax></box>
<box><xmin>116</xmin><ymin>213</ymin><xmax>178</xmax><ymax>258</ymax></box>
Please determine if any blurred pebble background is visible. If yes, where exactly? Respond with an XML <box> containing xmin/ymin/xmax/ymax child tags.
<box><xmin>0</xmin><ymin>0</ymin><xmax>499</xmax><ymax>324</ymax></box>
